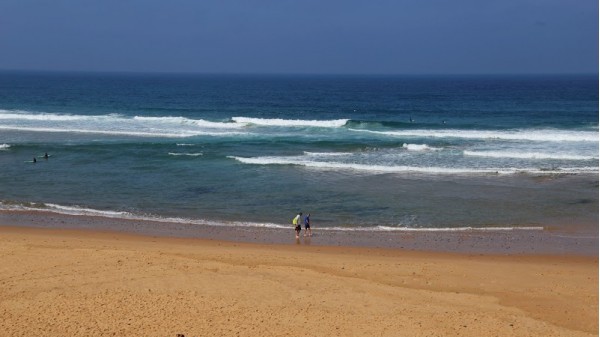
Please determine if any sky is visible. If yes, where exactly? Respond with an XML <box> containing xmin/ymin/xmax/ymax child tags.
<box><xmin>0</xmin><ymin>0</ymin><xmax>597</xmax><ymax>75</ymax></box>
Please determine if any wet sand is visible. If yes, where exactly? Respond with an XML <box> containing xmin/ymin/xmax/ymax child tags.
<box><xmin>0</xmin><ymin>223</ymin><xmax>598</xmax><ymax>336</ymax></box>
<box><xmin>0</xmin><ymin>210</ymin><xmax>597</xmax><ymax>256</ymax></box>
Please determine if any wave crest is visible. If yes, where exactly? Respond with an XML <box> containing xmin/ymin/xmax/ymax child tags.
<box><xmin>232</xmin><ymin>117</ymin><xmax>349</xmax><ymax>127</ymax></box>
<box><xmin>350</xmin><ymin>128</ymin><xmax>599</xmax><ymax>142</ymax></box>
<box><xmin>227</xmin><ymin>155</ymin><xmax>599</xmax><ymax>175</ymax></box>
<box><xmin>402</xmin><ymin>143</ymin><xmax>441</xmax><ymax>151</ymax></box>
<box><xmin>168</xmin><ymin>152</ymin><xmax>203</xmax><ymax>157</ymax></box>
<box><xmin>0</xmin><ymin>110</ymin><xmax>249</xmax><ymax>138</ymax></box>
<box><xmin>464</xmin><ymin>150</ymin><xmax>598</xmax><ymax>160</ymax></box>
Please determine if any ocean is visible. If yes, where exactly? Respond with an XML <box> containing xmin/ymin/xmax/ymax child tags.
<box><xmin>0</xmin><ymin>72</ymin><xmax>597</xmax><ymax>233</ymax></box>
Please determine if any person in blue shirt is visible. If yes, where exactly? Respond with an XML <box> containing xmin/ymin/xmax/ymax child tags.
<box><xmin>303</xmin><ymin>213</ymin><xmax>312</xmax><ymax>237</ymax></box>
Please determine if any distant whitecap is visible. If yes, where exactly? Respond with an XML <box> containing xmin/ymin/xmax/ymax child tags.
<box><xmin>232</xmin><ymin>116</ymin><xmax>349</xmax><ymax>128</ymax></box>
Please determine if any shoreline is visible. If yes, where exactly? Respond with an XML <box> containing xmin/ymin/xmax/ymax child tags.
<box><xmin>0</xmin><ymin>210</ymin><xmax>597</xmax><ymax>256</ymax></box>
<box><xmin>0</xmin><ymin>225</ymin><xmax>597</xmax><ymax>336</ymax></box>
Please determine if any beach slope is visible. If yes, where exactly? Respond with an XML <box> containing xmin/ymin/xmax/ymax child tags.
<box><xmin>0</xmin><ymin>226</ymin><xmax>597</xmax><ymax>336</ymax></box>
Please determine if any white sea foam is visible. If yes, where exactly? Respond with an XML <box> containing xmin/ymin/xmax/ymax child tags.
<box><xmin>0</xmin><ymin>125</ymin><xmax>247</xmax><ymax>138</ymax></box>
<box><xmin>232</xmin><ymin>116</ymin><xmax>349</xmax><ymax>128</ymax></box>
<box><xmin>176</xmin><ymin>143</ymin><xmax>196</xmax><ymax>146</ymax></box>
<box><xmin>0</xmin><ymin>110</ymin><xmax>349</xmax><ymax>137</ymax></box>
<box><xmin>464</xmin><ymin>150</ymin><xmax>598</xmax><ymax>160</ymax></box>
<box><xmin>44</xmin><ymin>203</ymin><xmax>132</xmax><ymax>217</ymax></box>
<box><xmin>0</xmin><ymin>202</ymin><xmax>289</xmax><ymax>229</ymax></box>
<box><xmin>168</xmin><ymin>152</ymin><xmax>203</xmax><ymax>156</ymax></box>
<box><xmin>0</xmin><ymin>111</ymin><xmax>100</xmax><ymax>121</ymax></box>
<box><xmin>0</xmin><ymin>110</ymin><xmax>250</xmax><ymax>137</ymax></box>
<box><xmin>133</xmin><ymin>116</ymin><xmax>244</xmax><ymax>129</ymax></box>
<box><xmin>349</xmin><ymin>128</ymin><xmax>599</xmax><ymax>142</ymax></box>
<box><xmin>319</xmin><ymin>225</ymin><xmax>545</xmax><ymax>232</ymax></box>
<box><xmin>227</xmin><ymin>155</ymin><xmax>598</xmax><ymax>175</ymax></box>
<box><xmin>303</xmin><ymin>151</ymin><xmax>353</xmax><ymax>156</ymax></box>
<box><xmin>0</xmin><ymin>144</ymin><xmax>10</xmax><ymax>150</ymax></box>
<box><xmin>402</xmin><ymin>143</ymin><xmax>441</xmax><ymax>151</ymax></box>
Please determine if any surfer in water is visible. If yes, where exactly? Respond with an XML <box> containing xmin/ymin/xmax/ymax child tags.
<box><xmin>32</xmin><ymin>157</ymin><xmax>37</xmax><ymax>163</ymax></box>
<box><xmin>43</xmin><ymin>152</ymin><xmax>49</xmax><ymax>159</ymax></box>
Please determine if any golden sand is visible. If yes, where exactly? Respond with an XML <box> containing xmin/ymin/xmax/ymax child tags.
<box><xmin>0</xmin><ymin>226</ymin><xmax>597</xmax><ymax>336</ymax></box>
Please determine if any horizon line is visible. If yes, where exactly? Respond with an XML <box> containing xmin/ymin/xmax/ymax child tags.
<box><xmin>0</xmin><ymin>69</ymin><xmax>598</xmax><ymax>77</ymax></box>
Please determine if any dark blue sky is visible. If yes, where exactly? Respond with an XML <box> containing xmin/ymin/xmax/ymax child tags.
<box><xmin>0</xmin><ymin>0</ymin><xmax>597</xmax><ymax>74</ymax></box>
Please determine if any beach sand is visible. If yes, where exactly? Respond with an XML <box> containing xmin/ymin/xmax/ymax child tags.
<box><xmin>0</xmin><ymin>226</ymin><xmax>597</xmax><ymax>336</ymax></box>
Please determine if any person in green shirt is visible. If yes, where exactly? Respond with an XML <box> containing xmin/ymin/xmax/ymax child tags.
<box><xmin>292</xmin><ymin>212</ymin><xmax>302</xmax><ymax>239</ymax></box>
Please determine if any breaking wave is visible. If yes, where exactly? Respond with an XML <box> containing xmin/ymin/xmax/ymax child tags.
<box><xmin>227</xmin><ymin>155</ymin><xmax>599</xmax><ymax>175</ymax></box>
<box><xmin>349</xmin><ymin>128</ymin><xmax>598</xmax><ymax>142</ymax></box>
<box><xmin>0</xmin><ymin>110</ymin><xmax>249</xmax><ymax>137</ymax></box>
<box><xmin>232</xmin><ymin>116</ymin><xmax>349</xmax><ymax>127</ymax></box>
<box><xmin>463</xmin><ymin>150</ymin><xmax>598</xmax><ymax>160</ymax></box>
<box><xmin>402</xmin><ymin>143</ymin><xmax>441</xmax><ymax>151</ymax></box>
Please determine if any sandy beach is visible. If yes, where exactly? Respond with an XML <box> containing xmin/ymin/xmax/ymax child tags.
<box><xmin>0</xmin><ymin>225</ymin><xmax>597</xmax><ymax>337</ymax></box>
<box><xmin>0</xmin><ymin>2</ymin><xmax>597</xmax><ymax>336</ymax></box>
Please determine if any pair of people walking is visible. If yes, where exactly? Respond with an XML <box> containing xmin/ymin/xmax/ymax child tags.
<box><xmin>292</xmin><ymin>212</ymin><xmax>312</xmax><ymax>239</ymax></box>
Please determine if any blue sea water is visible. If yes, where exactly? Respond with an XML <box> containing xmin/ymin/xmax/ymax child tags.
<box><xmin>0</xmin><ymin>72</ymin><xmax>597</xmax><ymax>231</ymax></box>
